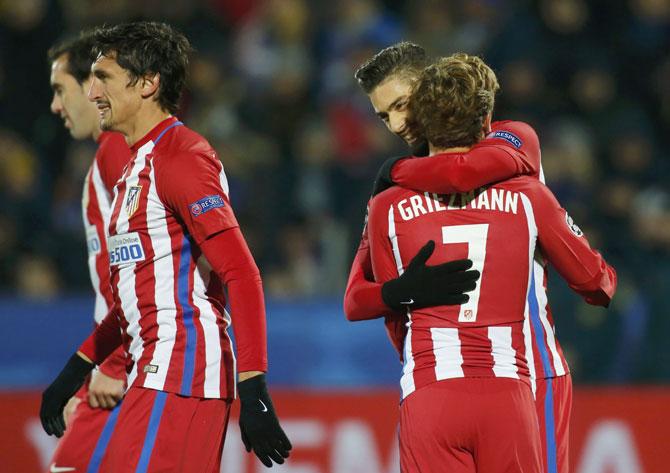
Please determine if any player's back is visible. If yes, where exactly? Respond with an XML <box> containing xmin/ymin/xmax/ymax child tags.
<box><xmin>368</xmin><ymin>177</ymin><xmax>540</xmax><ymax>399</ymax></box>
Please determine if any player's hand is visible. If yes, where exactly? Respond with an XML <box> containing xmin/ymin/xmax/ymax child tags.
<box><xmin>88</xmin><ymin>370</ymin><xmax>125</xmax><ymax>409</ymax></box>
<box><xmin>40</xmin><ymin>354</ymin><xmax>95</xmax><ymax>437</ymax></box>
<box><xmin>63</xmin><ymin>396</ymin><xmax>82</xmax><ymax>428</ymax></box>
<box><xmin>372</xmin><ymin>155</ymin><xmax>406</xmax><ymax>196</ymax></box>
<box><xmin>381</xmin><ymin>240</ymin><xmax>480</xmax><ymax>311</ymax></box>
<box><xmin>238</xmin><ymin>374</ymin><xmax>292</xmax><ymax>467</ymax></box>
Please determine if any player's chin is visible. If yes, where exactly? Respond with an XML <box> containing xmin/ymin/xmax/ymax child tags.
<box><xmin>100</xmin><ymin>118</ymin><xmax>114</xmax><ymax>131</ymax></box>
<box><xmin>70</xmin><ymin>128</ymin><xmax>88</xmax><ymax>140</ymax></box>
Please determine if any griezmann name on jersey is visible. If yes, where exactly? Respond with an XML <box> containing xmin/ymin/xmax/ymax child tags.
<box><xmin>367</xmin><ymin>176</ymin><xmax>615</xmax><ymax>400</ymax></box>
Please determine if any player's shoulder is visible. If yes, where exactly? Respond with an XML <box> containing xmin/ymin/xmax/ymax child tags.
<box><xmin>369</xmin><ymin>186</ymin><xmax>414</xmax><ymax>217</ymax></box>
<box><xmin>156</xmin><ymin>124</ymin><xmax>219</xmax><ymax>165</ymax></box>
<box><xmin>494</xmin><ymin>175</ymin><xmax>552</xmax><ymax>201</ymax></box>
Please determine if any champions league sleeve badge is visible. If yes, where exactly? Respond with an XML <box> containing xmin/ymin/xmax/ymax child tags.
<box><xmin>189</xmin><ymin>195</ymin><xmax>225</xmax><ymax>217</ymax></box>
<box><xmin>565</xmin><ymin>212</ymin><xmax>584</xmax><ymax>237</ymax></box>
<box><xmin>125</xmin><ymin>185</ymin><xmax>142</xmax><ymax>218</ymax></box>
<box><xmin>488</xmin><ymin>130</ymin><xmax>523</xmax><ymax>148</ymax></box>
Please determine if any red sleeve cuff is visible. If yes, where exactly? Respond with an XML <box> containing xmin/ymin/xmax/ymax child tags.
<box><xmin>97</xmin><ymin>346</ymin><xmax>128</xmax><ymax>379</ymax></box>
<box><xmin>78</xmin><ymin>310</ymin><xmax>123</xmax><ymax>365</ymax></box>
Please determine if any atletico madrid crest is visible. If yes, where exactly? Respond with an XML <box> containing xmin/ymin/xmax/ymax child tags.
<box><xmin>125</xmin><ymin>185</ymin><xmax>142</xmax><ymax>218</ymax></box>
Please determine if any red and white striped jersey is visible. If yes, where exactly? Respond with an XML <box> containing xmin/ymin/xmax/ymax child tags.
<box><xmin>373</xmin><ymin>121</ymin><xmax>575</xmax><ymax>383</ymax></box>
<box><xmin>82</xmin><ymin>132</ymin><xmax>131</xmax><ymax>323</ymax></box>
<box><xmin>367</xmin><ymin>175</ymin><xmax>616</xmax><ymax>400</ymax></box>
<box><xmin>107</xmin><ymin>117</ymin><xmax>237</xmax><ymax>399</ymax></box>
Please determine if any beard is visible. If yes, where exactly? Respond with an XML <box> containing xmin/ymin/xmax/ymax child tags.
<box><xmin>100</xmin><ymin>115</ymin><xmax>115</xmax><ymax>131</ymax></box>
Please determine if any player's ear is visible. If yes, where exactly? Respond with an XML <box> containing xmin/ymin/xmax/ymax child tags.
<box><xmin>140</xmin><ymin>73</ymin><xmax>160</xmax><ymax>99</ymax></box>
<box><xmin>483</xmin><ymin>112</ymin><xmax>493</xmax><ymax>135</ymax></box>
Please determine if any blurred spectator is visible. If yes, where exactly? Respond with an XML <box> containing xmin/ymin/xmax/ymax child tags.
<box><xmin>14</xmin><ymin>253</ymin><xmax>60</xmax><ymax>300</ymax></box>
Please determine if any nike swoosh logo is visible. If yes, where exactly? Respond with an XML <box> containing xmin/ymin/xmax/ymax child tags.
<box><xmin>259</xmin><ymin>399</ymin><xmax>268</xmax><ymax>412</ymax></box>
<box><xmin>50</xmin><ymin>465</ymin><xmax>76</xmax><ymax>472</ymax></box>
<box><xmin>400</xmin><ymin>299</ymin><xmax>414</xmax><ymax>305</ymax></box>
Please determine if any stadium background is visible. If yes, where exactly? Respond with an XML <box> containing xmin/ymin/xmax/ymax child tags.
<box><xmin>0</xmin><ymin>0</ymin><xmax>668</xmax><ymax>471</ymax></box>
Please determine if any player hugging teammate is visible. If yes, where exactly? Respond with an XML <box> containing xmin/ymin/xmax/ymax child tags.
<box><xmin>346</xmin><ymin>44</ymin><xmax>616</xmax><ymax>473</ymax></box>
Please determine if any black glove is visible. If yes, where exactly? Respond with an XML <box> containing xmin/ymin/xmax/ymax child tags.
<box><xmin>238</xmin><ymin>374</ymin><xmax>292</xmax><ymax>467</ymax></box>
<box><xmin>40</xmin><ymin>353</ymin><xmax>95</xmax><ymax>437</ymax></box>
<box><xmin>371</xmin><ymin>155</ymin><xmax>406</xmax><ymax>196</ymax></box>
<box><xmin>381</xmin><ymin>240</ymin><xmax>480</xmax><ymax>312</ymax></box>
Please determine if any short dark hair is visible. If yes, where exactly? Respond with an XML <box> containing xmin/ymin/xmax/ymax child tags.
<box><xmin>354</xmin><ymin>42</ymin><xmax>430</xmax><ymax>93</ymax></box>
<box><xmin>47</xmin><ymin>32</ymin><xmax>97</xmax><ymax>85</ymax></box>
<box><xmin>90</xmin><ymin>21</ymin><xmax>193</xmax><ymax>114</ymax></box>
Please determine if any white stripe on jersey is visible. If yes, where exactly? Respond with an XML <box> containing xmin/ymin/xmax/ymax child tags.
<box><xmin>91</xmin><ymin>159</ymin><xmax>113</xmax><ymax>217</ymax></box>
<box><xmin>431</xmin><ymin>327</ymin><xmax>464</xmax><ymax>380</ymax></box>
<box><xmin>534</xmin><ymin>260</ymin><xmax>566</xmax><ymax>376</ymax></box>
<box><xmin>117</xmin><ymin>142</ymin><xmax>153</xmax><ymax>388</ymax></box>
<box><xmin>522</xmin><ymin>304</ymin><xmax>537</xmax><ymax>396</ymax></box>
<box><xmin>530</xmin><ymin>162</ymin><xmax>567</xmax><ymax>380</ymax></box>
<box><xmin>82</xmin><ymin>161</ymin><xmax>114</xmax><ymax>323</ymax></box>
<box><xmin>218</xmin><ymin>163</ymin><xmax>231</xmax><ymax>196</ymax></box>
<box><xmin>226</xmin><ymin>307</ymin><xmax>237</xmax><ymax>399</ymax></box>
<box><xmin>388</xmin><ymin>205</ymin><xmax>404</xmax><ymax>277</ymax></box>
<box><xmin>82</xmin><ymin>168</ymin><xmax>104</xmax><ymax>322</ymax></box>
<box><xmin>387</xmin><ymin>204</ymin><xmax>416</xmax><ymax>397</ymax></box>
<box><xmin>520</xmin><ymin>193</ymin><xmax>539</xmax><ymax>396</ymax></box>
<box><xmin>400</xmin><ymin>326</ymin><xmax>416</xmax><ymax>398</ymax></box>
<box><xmin>142</xmin><ymin>151</ymin><xmax>178</xmax><ymax>391</ymax></box>
<box><xmin>91</xmin><ymin>160</ymin><xmax>114</xmax><ymax>322</ymax></box>
<box><xmin>191</xmin><ymin>262</ymin><xmax>222</xmax><ymax>398</ymax></box>
<box><xmin>488</xmin><ymin>326</ymin><xmax>519</xmax><ymax>379</ymax></box>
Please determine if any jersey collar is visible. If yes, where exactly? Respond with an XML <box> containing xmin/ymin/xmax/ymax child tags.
<box><xmin>130</xmin><ymin>116</ymin><xmax>180</xmax><ymax>152</ymax></box>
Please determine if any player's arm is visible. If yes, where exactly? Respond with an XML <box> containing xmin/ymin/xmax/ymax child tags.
<box><xmin>40</xmin><ymin>308</ymin><xmax>123</xmax><ymax>437</ymax></box>
<box><xmin>78</xmin><ymin>308</ymin><xmax>124</xmax><ymax>363</ymax></box>
<box><xmin>200</xmin><ymin>229</ymin><xmax>267</xmax><ymax>374</ymax></box>
<box><xmin>157</xmin><ymin>151</ymin><xmax>268</xmax><ymax>374</ymax></box>
<box><xmin>344</xmin><ymin>201</ymin><xmax>480</xmax><ymax>321</ymax></box>
<box><xmin>97</xmin><ymin>346</ymin><xmax>127</xmax><ymax>379</ymax></box>
<box><xmin>89</xmin><ymin>346</ymin><xmax>127</xmax><ymax>409</ymax></box>
<box><xmin>528</xmin><ymin>181</ymin><xmax>617</xmax><ymax>306</ymax></box>
<box><xmin>380</xmin><ymin>121</ymin><xmax>540</xmax><ymax>195</ymax></box>
<box><xmin>158</xmin><ymin>150</ymin><xmax>290</xmax><ymax>467</ymax></box>
<box><xmin>199</xmin><ymin>228</ymin><xmax>292</xmax><ymax>466</ymax></box>
<box><xmin>365</xmin><ymin>197</ymin><xmax>409</xmax><ymax>358</ymax></box>
<box><xmin>343</xmin><ymin>216</ymin><xmax>392</xmax><ymax>321</ymax></box>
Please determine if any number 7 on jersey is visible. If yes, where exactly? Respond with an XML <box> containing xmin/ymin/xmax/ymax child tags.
<box><xmin>442</xmin><ymin>224</ymin><xmax>488</xmax><ymax>322</ymax></box>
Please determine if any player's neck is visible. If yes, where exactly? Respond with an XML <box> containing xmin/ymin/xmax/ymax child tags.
<box><xmin>125</xmin><ymin>105</ymin><xmax>172</xmax><ymax>147</ymax></box>
<box><xmin>429</xmin><ymin>143</ymin><xmax>472</xmax><ymax>156</ymax></box>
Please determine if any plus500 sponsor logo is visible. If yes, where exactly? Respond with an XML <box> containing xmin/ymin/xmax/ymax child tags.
<box><xmin>108</xmin><ymin>232</ymin><xmax>145</xmax><ymax>266</ymax></box>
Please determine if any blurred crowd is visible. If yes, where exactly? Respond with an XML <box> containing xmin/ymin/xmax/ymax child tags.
<box><xmin>0</xmin><ymin>0</ymin><xmax>668</xmax><ymax>382</ymax></box>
